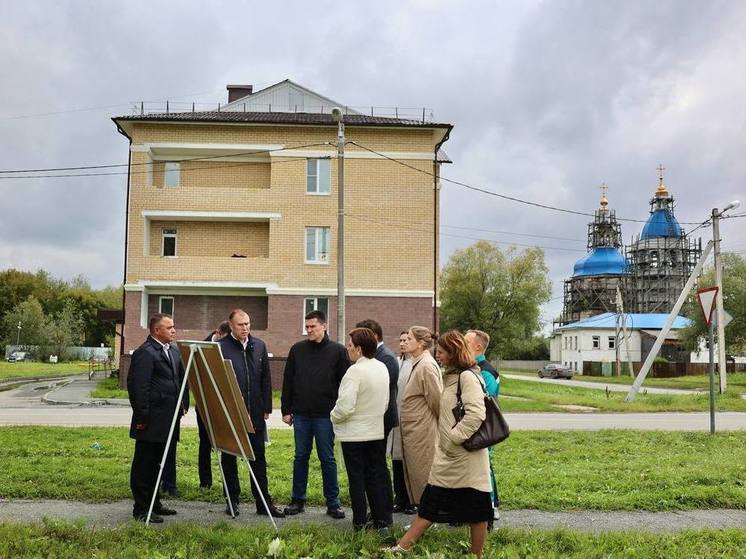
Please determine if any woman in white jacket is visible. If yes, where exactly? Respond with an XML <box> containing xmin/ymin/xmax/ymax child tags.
<box><xmin>331</xmin><ymin>327</ymin><xmax>392</xmax><ymax>530</ymax></box>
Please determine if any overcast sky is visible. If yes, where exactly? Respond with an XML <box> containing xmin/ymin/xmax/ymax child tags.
<box><xmin>1</xmin><ymin>0</ymin><xmax>744</xmax><ymax>329</ymax></box>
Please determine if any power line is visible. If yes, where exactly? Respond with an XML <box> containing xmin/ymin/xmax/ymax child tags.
<box><xmin>441</xmin><ymin>224</ymin><xmax>585</xmax><ymax>243</ymax></box>
<box><xmin>347</xmin><ymin>140</ymin><xmax>707</xmax><ymax>226</ymax></box>
<box><xmin>0</xmin><ymin>143</ymin><xmax>332</xmax><ymax>179</ymax></box>
<box><xmin>345</xmin><ymin>213</ymin><xmax>586</xmax><ymax>253</ymax></box>
<box><xmin>0</xmin><ymin>88</ymin><xmax>224</xmax><ymax>121</ymax></box>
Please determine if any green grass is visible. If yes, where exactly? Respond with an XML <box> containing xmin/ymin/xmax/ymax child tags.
<box><xmin>1</xmin><ymin>521</ymin><xmax>745</xmax><ymax>559</ymax></box>
<box><xmin>504</xmin><ymin>369</ymin><xmax>746</xmax><ymax>391</ymax></box>
<box><xmin>498</xmin><ymin>376</ymin><xmax>746</xmax><ymax>413</ymax></box>
<box><xmin>90</xmin><ymin>377</ymin><xmax>128</xmax><ymax>399</ymax></box>
<box><xmin>1</xmin><ymin>427</ymin><xmax>745</xmax><ymax>511</ymax></box>
<box><xmin>0</xmin><ymin>361</ymin><xmax>89</xmax><ymax>381</ymax></box>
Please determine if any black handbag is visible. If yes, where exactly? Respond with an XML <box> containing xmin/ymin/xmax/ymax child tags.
<box><xmin>452</xmin><ymin>370</ymin><xmax>510</xmax><ymax>451</ymax></box>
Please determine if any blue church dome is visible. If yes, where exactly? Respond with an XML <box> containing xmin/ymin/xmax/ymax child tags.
<box><xmin>640</xmin><ymin>209</ymin><xmax>682</xmax><ymax>239</ymax></box>
<box><xmin>572</xmin><ymin>247</ymin><xmax>629</xmax><ymax>278</ymax></box>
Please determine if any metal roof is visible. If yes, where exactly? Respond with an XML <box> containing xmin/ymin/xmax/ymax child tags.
<box><xmin>113</xmin><ymin>111</ymin><xmax>451</xmax><ymax>129</ymax></box>
<box><xmin>572</xmin><ymin>247</ymin><xmax>629</xmax><ymax>278</ymax></box>
<box><xmin>557</xmin><ymin>312</ymin><xmax>693</xmax><ymax>331</ymax></box>
<box><xmin>640</xmin><ymin>208</ymin><xmax>682</xmax><ymax>239</ymax></box>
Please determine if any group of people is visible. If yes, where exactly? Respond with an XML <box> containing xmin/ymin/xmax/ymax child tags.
<box><xmin>127</xmin><ymin>309</ymin><xmax>500</xmax><ymax>558</ymax></box>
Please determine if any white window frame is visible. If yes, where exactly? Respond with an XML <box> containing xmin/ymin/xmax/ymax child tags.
<box><xmin>306</xmin><ymin>158</ymin><xmax>331</xmax><ymax>195</ymax></box>
<box><xmin>162</xmin><ymin>228</ymin><xmax>177</xmax><ymax>257</ymax></box>
<box><xmin>305</xmin><ymin>226</ymin><xmax>330</xmax><ymax>264</ymax></box>
<box><xmin>608</xmin><ymin>336</ymin><xmax>616</xmax><ymax>350</ymax></box>
<box><xmin>164</xmin><ymin>161</ymin><xmax>181</xmax><ymax>188</ymax></box>
<box><xmin>302</xmin><ymin>297</ymin><xmax>329</xmax><ymax>334</ymax></box>
<box><xmin>592</xmin><ymin>335</ymin><xmax>600</xmax><ymax>349</ymax></box>
<box><xmin>158</xmin><ymin>296</ymin><xmax>174</xmax><ymax>316</ymax></box>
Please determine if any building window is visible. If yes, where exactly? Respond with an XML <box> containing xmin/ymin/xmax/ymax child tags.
<box><xmin>164</xmin><ymin>161</ymin><xmax>180</xmax><ymax>188</ymax></box>
<box><xmin>305</xmin><ymin>227</ymin><xmax>330</xmax><ymax>263</ymax></box>
<box><xmin>574</xmin><ymin>336</ymin><xmax>578</xmax><ymax>350</ymax></box>
<box><xmin>162</xmin><ymin>228</ymin><xmax>177</xmax><ymax>257</ymax></box>
<box><xmin>306</xmin><ymin>159</ymin><xmax>330</xmax><ymax>194</ymax></box>
<box><xmin>608</xmin><ymin>336</ymin><xmax>616</xmax><ymax>350</ymax></box>
<box><xmin>592</xmin><ymin>336</ymin><xmax>600</xmax><ymax>349</ymax></box>
<box><xmin>159</xmin><ymin>296</ymin><xmax>174</xmax><ymax>316</ymax></box>
<box><xmin>303</xmin><ymin>297</ymin><xmax>329</xmax><ymax>333</ymax></box>
<box><xmin>564</xmin><ymin>336</ymin><xmax>568</xmax><ymax>349</ymax></box>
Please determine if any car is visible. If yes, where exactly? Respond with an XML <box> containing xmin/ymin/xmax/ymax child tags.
<box><xmin>7</xmin><ymin>351</ymin><xmax>31</xmax><ymax>363</ymax></box>
<box><xmin>538</xmin><ymin>363</ymin><xmax>573</xmax><ymax>379</ymax></box>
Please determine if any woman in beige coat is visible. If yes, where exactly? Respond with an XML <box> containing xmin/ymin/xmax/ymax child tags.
<box><xmin>399</xmin><ymin>326</ymin><xmax>442</xmax><ymax>507</ymax></box>
<box><xmin>386</xmin><ymin>331</ymin><xmax>492</xmax><ymax>558</ymax></box>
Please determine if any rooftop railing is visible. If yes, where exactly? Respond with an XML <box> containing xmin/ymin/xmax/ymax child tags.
<box><xmin>130</xmin><ymin>101</ymin><xmax>435</xmax><ymax>122</ymax></box>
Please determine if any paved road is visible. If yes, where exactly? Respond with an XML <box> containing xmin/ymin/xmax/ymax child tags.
<box><xmin>1</xmin><ymin>500</ymin><xmax>744</xmax><ymax>533</ymax></box>
<box><xmin>2</xmin><ymin>375</ymin><xmax>745</xmax><ymax>431</ymax></box>
<box><xmin>2</xmin><ymin>407</ymin><xmax>746</xmax><ymax>431</ymax></box>
<box><xmin>502</xmin><ymin>374</ymin><xmax>706</xmax><ymax>395</ymax></box>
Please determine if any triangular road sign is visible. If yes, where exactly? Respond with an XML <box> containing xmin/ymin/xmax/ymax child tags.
<box><xmin>696</xmin><ymin>287</ymin><xmax>718</xmax><ymax>327</ymax></box>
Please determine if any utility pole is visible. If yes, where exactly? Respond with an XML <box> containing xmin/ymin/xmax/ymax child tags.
<box><xmin>332</xmin><ymin>108</ymin><xmax>346</xmax><ymax>344</ymax></box>
<box><xmin>712</xmin><ymin>200</ymin><xmax>741</xmax><ymax>393</ymax></box>
<box><xmin>16</xmin><ymin>321</ymin><xmax>22</xmax><ymax>347</ymax></box>
<box><xmin>615</xmin><ymin>288</ymin><xmax>622</xmax><ymax>376</ymax></box>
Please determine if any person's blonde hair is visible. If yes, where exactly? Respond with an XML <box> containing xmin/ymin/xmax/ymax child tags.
<box><xmin>408</xmin><ymin>325</ymin><xmax>437</xmax><ymax>350</ymax></box>
<box><xmin>467</xmin><ymin>329</ymin><xmax>490</xmax><ymax>351</ymax></box>
<box><xmin>438</xmin><ymin>330</ymin><xmax>476</xmax><ymax>370</ymax></box>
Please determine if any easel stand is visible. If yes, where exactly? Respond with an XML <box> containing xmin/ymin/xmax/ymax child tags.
<box><xmin>145</xmin><ymin>344</ymin><xmax>277</xmax><ymax>531</ymax></box>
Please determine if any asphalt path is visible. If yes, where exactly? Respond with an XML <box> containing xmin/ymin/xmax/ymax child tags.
<box><xmin>502</xmin><ymin>373</ymin><xmax>706</xmax><ymax>395</ymax></box>
<box><xmin>1</xmin><ymin>500</ymin><xmax>745</xmax><ymax>532</ymax></box>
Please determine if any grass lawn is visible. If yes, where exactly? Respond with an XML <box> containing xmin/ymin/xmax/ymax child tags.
<box><xmin>1</xmin><ymin>427</ymin><xmax>744</xmax><ymax>511</ymax></box>
<box><xmin>1</xmin><ymin>522</ymin><xmax>745</xmax><ymax>559</ymax></box>
<box><xmin>0</xmin><ymin>361</ymin><xmax>90</xmax><ymax>382</ymax></box>
<box><xmin>504</xmin><ymin>369</ymin><xmax>746</xmax><ymax>391</ymax></box>
<box><xmin>498</xmin><ymin>375</ymin><xmax>746</xmax><ymax>413</ymax></box>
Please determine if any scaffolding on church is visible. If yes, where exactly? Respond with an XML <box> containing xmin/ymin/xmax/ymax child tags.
<box><xmin>625</xmin><ymin>234</ymin><xmax>702</xmax><ymax>314</ymax></box>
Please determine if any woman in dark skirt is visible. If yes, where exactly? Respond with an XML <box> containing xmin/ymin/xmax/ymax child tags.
<box><xmin>384</xmin><ymin>330</ymin><xmax>492</xmax><ymax>557</ymax></box>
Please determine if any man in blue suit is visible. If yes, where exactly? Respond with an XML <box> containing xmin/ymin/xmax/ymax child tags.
<box><xmin>218</xmin><ymin>309</ymin><xmax>284</xmax><ymax>518</ymax></box>
<box><xmin>128</xmin><ymin>313</ymin><xmax>189</xmax><ymax>522</ymax></box>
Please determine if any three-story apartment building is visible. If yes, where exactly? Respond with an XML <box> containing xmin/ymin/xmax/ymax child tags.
<box><xmin>113</xmin><ymin>80</ymin><xmax>452</xmax><ymax>361</ymax></box>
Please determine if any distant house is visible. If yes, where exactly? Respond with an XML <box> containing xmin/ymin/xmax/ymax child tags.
<box><xmin>112</xmin><ymin>79</ymin><xmax>453</xmax><ymax>358</ymax></box>
<box><xmin>550</xmin><ymin>312</ymin><xmax>692</xmax><ymax>374</ymax></box>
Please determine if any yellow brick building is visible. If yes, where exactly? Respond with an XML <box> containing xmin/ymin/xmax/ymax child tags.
<box><xmin>113</xmin><ymin>80</ymin><xmax>453</xmax><ymax>357</ymax></box>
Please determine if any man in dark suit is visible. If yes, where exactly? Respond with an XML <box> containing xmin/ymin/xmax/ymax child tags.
<box><xmin>218</xmin><ymin>309</ymin><xmax>284</xmax><ymax>518</ymax></box>
<box><xmin>194</xmin><ymin>320</ymin><xmax>232</xmax><ymax>490</ymax></box>
<box><xmin>128</xmin><ymin>313</ymin><xmax>189</xmax><ymax>523</ymax></box>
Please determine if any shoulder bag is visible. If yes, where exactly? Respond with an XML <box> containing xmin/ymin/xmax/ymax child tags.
<box><xmin>452</xmin><ymin>370</ymin><xmax>510</xmax><ymax>450</ymax></box>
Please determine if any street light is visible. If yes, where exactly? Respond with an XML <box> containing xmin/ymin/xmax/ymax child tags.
<box><xmin>711</xmin><ymin>199</ymin><xmax>741</xmax><ymax>393</ymax></box>
<box><xmin>16</xmin><ymin>321</ymin><xmax>21</xmax><ymax>347</ymax></box>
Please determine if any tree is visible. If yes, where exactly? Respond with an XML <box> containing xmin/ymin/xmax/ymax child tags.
<box><xmin>45</xmin><ymin>300</ymin><xmax>84</xmax><ymax>361</ymax></box>
<box><xmin>439</xmin><ymin>241</ymin><xmax>552</xmax><ymax>359</ymax></box>
<box><xmin>2</xmin><ymin>296</ymin><xmax>45</xmax><ymax>349</ymax></box>
<box><xmin>680</xmin><ymin>252</ymin><xmax>746</xmax><ymax>354</ymax></box>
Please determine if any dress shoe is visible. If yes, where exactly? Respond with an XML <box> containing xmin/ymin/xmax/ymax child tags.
<box><xmin>402</xmin><ymin>505</ymin><xmax>418</xmax><ymax>515</ymax></box>
<box><xmin>225</xmin><ymin>503</ymin><xmax>240</xmax><ymax>516</ymax></box>
<box><xmin>326</xmin><ymin>506</ymin><xmax>345</xmax><ymax>519</ymax></box>
<box><xmin>134</xmin><ymin>513</ymin><xmax>163</xmax><ymax>523</ymax></box>
<box><xmin>154</xmin><ymin>506</ymin><xmax>177</xmax><ymax>516</ymax></box>
<box><xmin>392</xmin><ymin>503</ymin><xmax>405</xmax><ymax>513</ymax></box>
<box><xmin>283</xmin><ymin>500</ymin><xmax>305</xmax><ymax>515</ymax></box>
<box><xmin>257</xmin><ymin>503</ymin><xmax>286</xmax><ymax>518</ymax></box>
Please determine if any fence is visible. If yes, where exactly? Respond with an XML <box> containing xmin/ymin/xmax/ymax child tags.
<box><xmin>582</xmin><ymin>361</ymin><xmax>746</xmax><ymax>377</ymax></box>
<box><xmin>498</xmin><ymin>360</ymin><xmax>550</xmax><ymax>371</ymax></box>
<box><xmin>4</xmin><ymin>345</ymin><xmax>112</xmax><ymax>361</ymax></box>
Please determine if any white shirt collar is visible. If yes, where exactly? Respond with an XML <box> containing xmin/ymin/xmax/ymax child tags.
<box><xmin>231</xmin><ymin>332</ymin><xmax>249</xmax><ymax>350</ymax></box>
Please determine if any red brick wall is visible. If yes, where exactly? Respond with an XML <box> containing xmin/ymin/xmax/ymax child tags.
<box><xmin>123</xmin><ymin>291</ymin><xmax>433</xmax><ymax>390</ymax></box>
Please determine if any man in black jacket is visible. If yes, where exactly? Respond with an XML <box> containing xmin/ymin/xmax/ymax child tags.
<box><xmin>218</xmin><ymin>309</ymin><xmax>284</xmax><ymax>518</ymax></box>
<box><xmin>128</xmin><ymin>313</ymin><xmax>189</xmax><ymax>522</ymax></box>
<box><xmin>281</xmin><ymin>310</ymin><xmax>350</xmax><ymax>519</ymax></box>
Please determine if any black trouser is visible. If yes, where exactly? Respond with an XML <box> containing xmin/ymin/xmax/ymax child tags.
<box><xmin>341</xmin><ymin>439</ymin><xmax>393</xmax><ymax>527</ymax></box>
<box><xmin>221</xmin><ymin>428</ymin><xmax>271</xmax><ymax>510</ymax></box>
<box><xmin>392</xmin><ymin>459</ymin><xmax>412</xmax><ymax>509</ymax></box>
<box><xmin>196</xmin><ymin>410</ymin><xmax>213</xmax><ymax>487</ymax></box>
<box><xmin>160</xmin><ymin>439</ymin><xmax>177</xmax><ymax>491</ymax></box>
<box><xmin>131</xmin><ymin>440</ymin><xmax>166</xmax><ymax>516</ymax></box>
